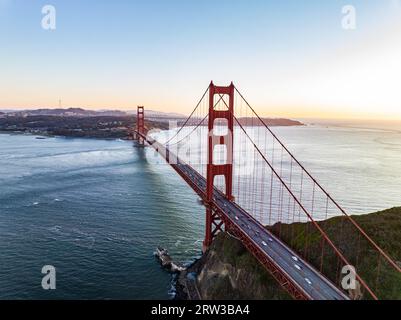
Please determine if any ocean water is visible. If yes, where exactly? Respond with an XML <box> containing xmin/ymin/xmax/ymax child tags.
<box><xmin>0</xmin><ymin>134</ymin><xmax>205</xmax><ymax>299</ymax></box>
<box><xmin>0</xmin><ymin>123</ymin><xmax>400</xmax><ymax>299</ymax></box>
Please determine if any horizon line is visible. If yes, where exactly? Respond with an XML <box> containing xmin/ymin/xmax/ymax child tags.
<box><xmin>2</xmin><ymin>107</ymin><xmax>401</xmax><ymax>123</ymax></box>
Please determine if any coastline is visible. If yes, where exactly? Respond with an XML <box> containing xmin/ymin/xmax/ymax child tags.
<box><xmin>0</xmin><ymin>130</ymin><xmax>133</xmax><ymax>142</ymax></box>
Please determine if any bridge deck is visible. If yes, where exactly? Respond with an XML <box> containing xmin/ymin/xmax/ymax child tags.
<box><xmin>140</xmin><ymin>134</ymin><xmax>349</xmax><ymax>300</ymax></box>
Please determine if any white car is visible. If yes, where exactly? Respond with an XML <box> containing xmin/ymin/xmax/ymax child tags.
<box><xmin>305</xmin><ymin>278</ymin><xmax>312</xmax><ymax>285</ymax></box>
<box><xmin>235</xmin><ymin>216</ymin><xmax>239</xmax><ymax>221</ymax></box>
<box><xmin>262</xmin><ymin>241</ymin><xmax>268</xmax><ymax>246</ymax></box>
<box><xmin>292</xmin><ymin>256</ymin><xmax>299</xmax><ymax>262</ymax></box>
<box><xmin>294</xmin><ymin>264</ymin><xmax>302</xmax><ymax>271</ymax></box>
<box><xmin>268</xmin><ymin>238</ymin><xmax>273</xmax><ymax>242</ymax></box>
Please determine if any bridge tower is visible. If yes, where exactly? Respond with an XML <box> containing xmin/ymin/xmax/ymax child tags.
<box><xmin>203</xmin><ymin>82</ymin><xmax>235</xmax><ymax>252</ymax></box>
<box><xmin>136</xmin><ymin>106</ymin><xmax>145</xmax><ymax>147</ymax></box>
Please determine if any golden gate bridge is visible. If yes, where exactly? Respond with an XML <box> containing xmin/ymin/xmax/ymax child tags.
<box><xmin>133</xmin><ymin>82</ymin><xmax>401</xmax><ymax>300</ymax></box>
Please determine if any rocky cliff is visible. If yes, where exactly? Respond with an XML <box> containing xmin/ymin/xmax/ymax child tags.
<box><xmin>176</xmin><ymin>232</ymin><xmax>291</xmax><ymax>300</ymax></box>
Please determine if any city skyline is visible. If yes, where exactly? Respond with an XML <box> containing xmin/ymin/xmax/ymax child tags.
<box><xmin>1</xmin><ymin>0</ymin><xmax>400</xmax><ymax>120</ymax></box>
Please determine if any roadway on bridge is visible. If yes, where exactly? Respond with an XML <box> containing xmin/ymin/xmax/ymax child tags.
<box><xmin>141</xmin><ymin>133</ymin><xmax>349</xmax><ymax>300</ymax></box>
<box><xmin>173</xmin><ymin>160</ymin><xmax>349</xmax><ymax>300</ymax></box>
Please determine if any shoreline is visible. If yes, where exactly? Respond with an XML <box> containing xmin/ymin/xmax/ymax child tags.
<box><xmin>174</xmin><ymin>253</ymin><xmax>205</xmax><ymax>300</ymax></box>
<box><xmin>0</xmin><ymin>130</ymin><xmax>133</xmax><ymax>142</ymax></box>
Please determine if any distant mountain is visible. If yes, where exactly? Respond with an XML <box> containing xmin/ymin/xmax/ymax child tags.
<box><xmin>126</xmin><ymin>109</ymin><xmax>185</xmax><ymax>119</ymax></box>
<box><xmin>2</xmin><ymin>108</ymin><xmax>186</xmax><ymax>119</ymax></box>
<box><xmin>238</xmin><ymin>117</ymin><xmax>304</xmax><ymax>127</ymax></box>
<box><xmin>4</xmin><ymin>108</ymin><xmax>128</xmax><ymax>117</ymax></box>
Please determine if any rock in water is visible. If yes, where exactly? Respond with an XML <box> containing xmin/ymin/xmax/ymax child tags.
<box><xmin>155</xmin><ymin>247</ymin><xmax>186</xmax><ymax>273</ymax></box>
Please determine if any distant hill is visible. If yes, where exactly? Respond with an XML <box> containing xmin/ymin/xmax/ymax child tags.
<box><xmin>0</xmin><ymin>108</ymin><xmax>303</xmax><ymax>127</ymax></box>
<box><xmin>1</xmin><ymin>108</ymin><xmax>187</xmax><ymax>119</ymax></box>
<box><xmin>5</xmin><ymin>108</ymin><xmax>128</xmax><ymax>117</ymax></box>
<box><xmin>238</xmin><ymin>117</ymin><xmax>304</xmax><ymax>127</ymax></box>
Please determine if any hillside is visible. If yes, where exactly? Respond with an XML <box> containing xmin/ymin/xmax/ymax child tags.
<box><xmin>180</xmin><ymin>207</ymin><xmax>401</xmax><ymax>300</ymax></box>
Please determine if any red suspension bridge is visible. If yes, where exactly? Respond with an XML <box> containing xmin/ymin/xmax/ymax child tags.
<box><xmin>134</xmin><ymin>82</ymin><xmax>401</xmax><ymax>300</ymax></box>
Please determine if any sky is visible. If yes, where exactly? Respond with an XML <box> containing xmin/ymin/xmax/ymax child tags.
<box><xmin>0</xmin><ymin>0</ymin><xmax>400</xmax><ymax>120</ymax></box>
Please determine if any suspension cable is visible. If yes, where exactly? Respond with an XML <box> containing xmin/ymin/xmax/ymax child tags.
<box><xmin>167</xmin><ymin>114</ymin><xmax>208</xmax><ymax>147</ymax></box>
<box><xmin>164</xmin><ymin>93</ymin><xmax>226</xmax><ymax>147</ymax></box>
<box><xmin>234</xmin><ymin>86</ymin><xmax>401</xmax><ymax>274</ymax></box>
<box><xmin>162</xmin><ymin>85</ymin><xmax>209</xmax><ymax>146</ymax></box>
<box><xmin>214</xmin><ymin>91</ymin><xmax>378</xmax><ymax>299</ymax></box>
